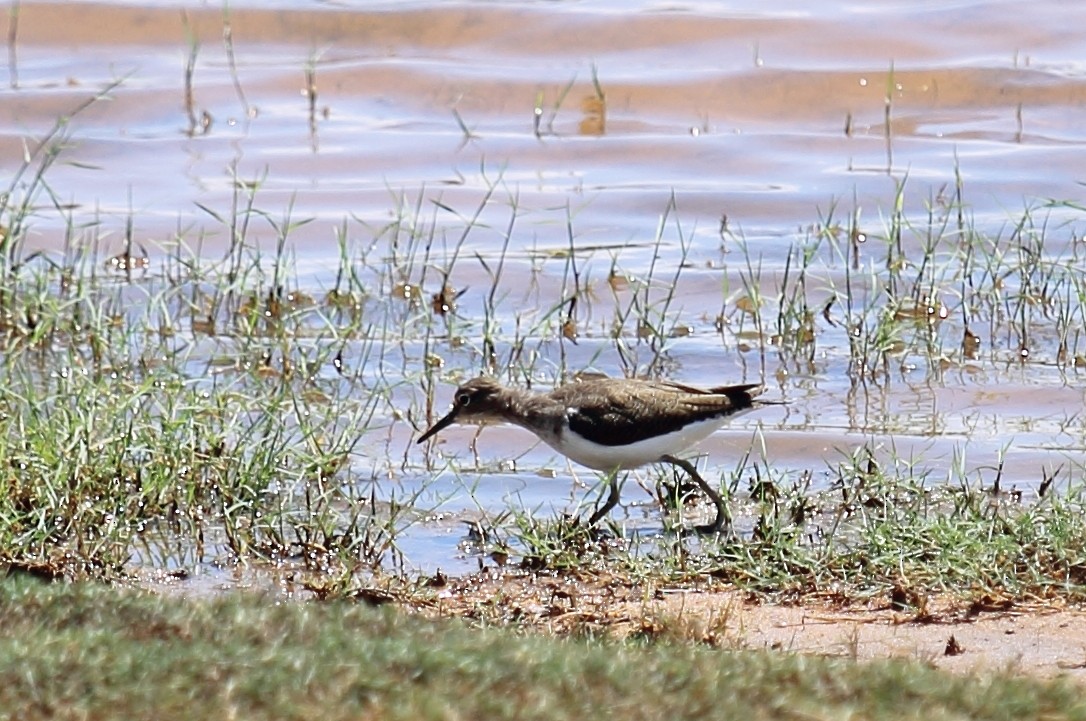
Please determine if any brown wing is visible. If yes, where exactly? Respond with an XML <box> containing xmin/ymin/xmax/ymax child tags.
<box><xmin>554</xmin><ymin>379</ymin><xmax>763</xmax><ymax>447</ymax></box>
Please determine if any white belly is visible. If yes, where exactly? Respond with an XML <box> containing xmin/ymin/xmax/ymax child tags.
<box><xmin>549</xmin><ymin>416</ymin><xmax>728</xmax><ymax>471</ymax></box>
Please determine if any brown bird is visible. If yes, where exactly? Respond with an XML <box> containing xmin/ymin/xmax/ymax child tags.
<box><xmin>417</xmin><ymin>376</ymin><xmax>767</xmax><ymax>533</ymax></box>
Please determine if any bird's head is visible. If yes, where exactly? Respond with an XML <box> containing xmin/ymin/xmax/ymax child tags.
<box><xmin>416</xmin><ymin>376</ymin><xmax>507</xmax><ymax>444</ymax></box>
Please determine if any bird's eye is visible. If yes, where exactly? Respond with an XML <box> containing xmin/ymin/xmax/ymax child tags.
<box><xmin>457</xmin><ymin>392</ymin><xmax>472</xmax><ymax>405</ymax></box>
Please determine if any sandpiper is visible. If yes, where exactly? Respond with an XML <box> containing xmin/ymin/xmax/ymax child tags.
<box><xmin>417</xmin><ymin>375</ymin><xmax>767</xmax><ymax>533</ymax></box>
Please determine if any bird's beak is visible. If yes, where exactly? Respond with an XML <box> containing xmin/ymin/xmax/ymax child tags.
<box><xmin>417</xmin><ymin>406</ymin><xmax>460</xmax><ymax>444</ymax></box>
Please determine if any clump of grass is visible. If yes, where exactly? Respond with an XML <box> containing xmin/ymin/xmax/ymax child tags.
<box><xmin>677</xmin><ymin>444</ymin><xmax>1086</xmax><ymax>602</ymax></box>
<box><xmin>503</xmin><ymin>511</ymin><xmax>629</xmax><ymax>573</ymax></box>
<box><xmin>462</xmin><ymin>440</ymin><xmax>1086</xmax><ymax>607</ymax></box>
<box><xmin>0</xmin><ymin>273</ymin><xmax>415</xmax><ymax>580</ymax></box>
<box><xmin>0</xmin><ymin>97</ymin><xmax>457</xmax><ymax>581</ymax></box>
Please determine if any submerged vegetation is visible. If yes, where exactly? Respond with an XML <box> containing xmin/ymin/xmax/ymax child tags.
<box><xmin>2</xmin><ymin>91</ymin><xmax>1086</xmax><ymax>611</ymax></box>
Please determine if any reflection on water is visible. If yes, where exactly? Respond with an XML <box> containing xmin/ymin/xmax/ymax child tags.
<box><xmin>4</xmin><ymin>0</ymin><xmax>1086</xmax><ymax>581</ymax></box>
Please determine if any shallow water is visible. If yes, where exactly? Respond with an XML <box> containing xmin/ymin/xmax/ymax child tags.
<box><xmin>5</xmin><ymin>0</ymin><xmax>1086</xmax><ymax>579</ymax></box>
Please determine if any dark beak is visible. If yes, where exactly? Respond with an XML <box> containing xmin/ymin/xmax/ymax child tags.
<box><xmin>417</xmin><ymin>407</ymin><xmax>460</xmax><ymax>444</ymax></box>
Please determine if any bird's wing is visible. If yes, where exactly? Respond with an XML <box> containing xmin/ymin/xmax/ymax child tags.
<box><xmin>555</xmin><ymin>379</ymin><xmax>760</xmax><ymax>447</ymax></box>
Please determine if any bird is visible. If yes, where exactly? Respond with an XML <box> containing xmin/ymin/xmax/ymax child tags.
<box><xmin>416</xmin><ymin>375</ymin><xmax>767</xmax><ymax>533</ymax></box>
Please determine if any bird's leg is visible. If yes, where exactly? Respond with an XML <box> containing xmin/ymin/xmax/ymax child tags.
<box><xmin>587</xmin><ymin>471</ymin><xmax>623</xmax><ymax>526</ymax></box>
<box><xmin>660</xmin><ymin>454</ymin><xmax>730</xmax><ymax>534</ymax></box>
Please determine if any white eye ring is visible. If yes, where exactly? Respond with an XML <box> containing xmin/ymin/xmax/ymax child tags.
<box><xmin>457</xmin><ymin>392</ymin><xmax>472</xmax><ymax>405</ymax></box>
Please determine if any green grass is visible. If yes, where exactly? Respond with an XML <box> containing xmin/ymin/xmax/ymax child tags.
<box><xmin>2</xmin><ymin>576</ymin><xmax>1085</xmax><ymax>721</ymax></box>
<box><xmin>706</xmin><ymin>476</ymin><xmax>1086</xmax><ymax>602</ymax></box>
<box><xmin>462</xmin><ymin>469</ymin><xmax>1086</xmax><ymax>609</ymax></box>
